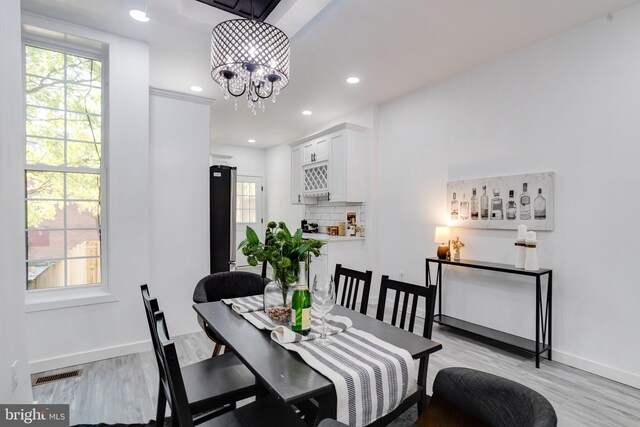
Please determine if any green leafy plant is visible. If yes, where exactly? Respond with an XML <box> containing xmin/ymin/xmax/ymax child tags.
<box><xmin>239</xmin><ymin>221</ymin><xmax>325</xmax><ymax>291</ymax></box>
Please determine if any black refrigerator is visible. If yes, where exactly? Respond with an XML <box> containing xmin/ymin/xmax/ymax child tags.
<box><xmin>209</xmin><ymin>165</ymin><xmax>237</xmax><ymax>273</ymax></box>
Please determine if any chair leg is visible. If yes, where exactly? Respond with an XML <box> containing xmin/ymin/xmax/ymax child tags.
<box><xmin>212</xmin><ymin>342</ymin><xmax>222</xmax><ymax>357</ymax></box>
<box><xmin>156</xmin><ymin>381</ymin><xmax>166</xmax><ymax>427</ymax></box>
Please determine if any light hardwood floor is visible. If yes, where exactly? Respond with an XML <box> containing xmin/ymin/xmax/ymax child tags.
<box><xmin>32</xmin><ymin>317</ymin><xmax>640</xmax><ymax>426</ymax></box>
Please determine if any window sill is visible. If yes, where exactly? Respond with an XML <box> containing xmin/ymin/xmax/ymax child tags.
<box><xmin>25</xmin><ymin>287</ymin><xmax>118</xmax><ymax>313</ymax></box>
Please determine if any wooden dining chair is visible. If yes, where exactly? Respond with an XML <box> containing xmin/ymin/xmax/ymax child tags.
<box><xmin>372</xmin><ymin>276</ymin><xmax>438</xmax><ymax>425</ymax></box>
<box><xmin>154</xmin><ymin>310</ymin><xmax>308</xmax><ymax>427</ymax></box>
<box><xmin>333</xmin><ymin>264</ymin><xmax>373</xmax><ymax>315</ymax></box>
<box><xmin>141</xmin><ymin>285</ymin><xmax>259</xmax><ymax>425</ymax></box>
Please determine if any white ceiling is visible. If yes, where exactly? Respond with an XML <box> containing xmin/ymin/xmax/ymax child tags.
<box><xmin>21</xmin><ymin>0</ymin><xmax>640</xmax><ymax>148</ymax></box>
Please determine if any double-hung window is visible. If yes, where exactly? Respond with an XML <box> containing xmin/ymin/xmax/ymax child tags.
<box><xmin>24</xmin><ymin>41</ymin><xmax>106</xmax><ymax>291</ymax></box>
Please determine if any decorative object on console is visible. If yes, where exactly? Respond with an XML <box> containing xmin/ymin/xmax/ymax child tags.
<box><xmin>434</xmin><ymin>226</ymin><xmax>451</xmax><ymax>260</ymax></box>
<box><xmin>238</xmin><ymin>221</ymin><xmax>324</xmax><ymax>323</ymax></box>
<box><xmin>210</xmin><ymin>0</ymin><xmax>290</xmax><ymax>114</ymax></box>
<box><xmin>515</xmin><ymin>225</ymin><xmax>527</xmax><ymax>269</ymax></box>
<box><xmin>524</xmin><ymin>231</ymin><xmax>539</xmax><ymax>271</ymax></box>
<box><xmin>447</xmin><ymin>172</ymin><xmax>554</xmax><ymax>230</ymax></box>
<box><xmin>451</xmin><ymin>236</ymin><xmax>465</xmax><ymax>261</ymax></box>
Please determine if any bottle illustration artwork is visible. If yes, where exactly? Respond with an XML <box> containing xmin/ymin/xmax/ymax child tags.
<box><xmin>451</xmin><ymin>192</ymin><xmax>459</xmax><ymax>220</ymax></box>
<box><xmin>534</xmin><ymin>188</ymin><xmax>547</xmax><ymax>220</ymax></box>
<box><xmin>470</xmin><ymin>188</ymin><xmax>479</xmax><ymax>220</ymax></box>
<box><xmin>520</xmin><ymin>183</ymin><xmax>531</xmax><ymax>220</ymax></box>
<box><xmin>506</xmin><ymin>190</ymin><xmax>517</xmax><ymax>220</ymax></box>
<box><xmin>491</xmin><ymin>188</ymin><xmax>503</xmax><ymax>220</ymax></box>
<box><xmin>460</xmin><ymin>194</ymin><xmax>470</xmax><ymax>220</ymax></box>
<box><xmin>480</xmin><ymin>186</ymin><xmax>489</xmax><ymax>220</ymax></box>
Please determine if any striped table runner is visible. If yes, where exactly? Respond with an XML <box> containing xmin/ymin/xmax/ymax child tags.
<box><xmin>221</xmin><ymin>295</ymin><xmax>417</xmax><ymax>427</ymax></box>
<box><xmin>221</xmin><ymin>294</ymin><xmax>263</xmax><ymax>313</ymax></box>
<box><xmin>277</xmin><ymin>329</ymin><xmax>417</xmax><ymax>427</ymax></box>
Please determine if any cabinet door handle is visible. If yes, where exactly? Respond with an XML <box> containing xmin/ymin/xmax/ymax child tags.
<box><xmin>328</xmin><ymin>192</ymin><xmax>330</xmax><ymax>201</ymax></box>
<box><xmin>298</xmin><ymin>194</ymin><xmax>301</xmax><ymax>203</ymax></box>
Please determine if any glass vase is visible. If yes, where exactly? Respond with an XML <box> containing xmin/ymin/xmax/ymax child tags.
<box><xmin>264</xmin><ymin>278</ymin><xmax>295</xmax><ymax>325</ymax></box>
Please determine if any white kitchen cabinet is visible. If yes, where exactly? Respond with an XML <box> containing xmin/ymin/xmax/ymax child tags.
<box><xmin>291</xmin><ymin>145</ymin><xmax>303</xmax><ymax>204</ymax></box>
<box><xmin>302</xmin><ymin>135</ymin><xmax>329</xmax><ymax>165</ymax></box>
<box><xmin>309</xmin><ymin>247</ymin><xmax>329</xmax><ymax>288</ymax></box>
<box><xmin>291</xmin><ymin>145</ymin><xmax>317</xmax><ymax>204</ymax></box>
<box><xmin>327</xmin><ymin>127</ymin><xmax>366</xmax><ymax>203</ymax></box>
<box><xmin>290</xmin><ymin>123</ymin><xmax>367</xmax><ymax>204</ymax></box>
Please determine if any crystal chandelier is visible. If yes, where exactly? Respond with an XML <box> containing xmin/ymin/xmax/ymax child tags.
<box><xmin>210</xmin><ymin>1</ymin><xmax>290</xmax><ymax>114</ymax></box>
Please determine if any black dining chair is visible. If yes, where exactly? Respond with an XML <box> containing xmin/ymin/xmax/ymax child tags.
<box><xmin>154</xmin><ymin>310</ymin><xmax>307</xmax><ymax>427</ymax></box>
<box><xmin>414</xmin><ymin>367</ymin><xmax>557</xmax><ymax>427</ymax></box>
<box><xmin>141</xmin><ymin>285</ymin><xmax>259</xmax><ymax>425</ymax></box>
<box><xmin>193</xmin><ymin>271</ymin><xmax>270</xmax><ymax>356</ymax></box>
<box><xmin>373</xmin><ymin>275</ymin><xmax>438</xmax><ymax>424</ymax></box>
<box><xmin>333</xmin><ymin>264</ymin><xmax>373</xmax><ymax>315</ymax></box>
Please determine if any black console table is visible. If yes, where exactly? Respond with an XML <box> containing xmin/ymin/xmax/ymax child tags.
<box><xmin>426</xmin><ymin>257</ymin><xmax>552</xmax><ymax>368</ymax></box>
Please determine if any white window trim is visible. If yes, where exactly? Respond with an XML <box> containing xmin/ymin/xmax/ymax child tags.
<box><xmin>22</xmin><ymin>32</ymin><xmax>110</xmax><ymax>304</ymax></box>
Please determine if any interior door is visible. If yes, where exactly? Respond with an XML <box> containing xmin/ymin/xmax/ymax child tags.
<box><xmin>235</xmin><ymin>176</ymin><xmax>264</xmax><ymax>267</ymax></box>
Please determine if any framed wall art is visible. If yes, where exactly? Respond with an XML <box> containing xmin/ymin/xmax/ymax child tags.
<box><xmin>447</xmin><ymin>172</ymin><xmax>554</xmax><ymax>231</ymax></box>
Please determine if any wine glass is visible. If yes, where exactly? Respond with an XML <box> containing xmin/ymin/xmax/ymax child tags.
<box><xmin>312</xmin><ymin>274</ymin><xmax>336</xmax><ymax>346</ymax></box>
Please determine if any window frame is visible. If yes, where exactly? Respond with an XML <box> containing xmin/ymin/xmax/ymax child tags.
<box><xmin>22</xmin><ymin>34</ymin><xmax>110</xmax><ymax>299</ymax></box>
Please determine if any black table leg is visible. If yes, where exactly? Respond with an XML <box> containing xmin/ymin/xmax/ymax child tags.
<box><xmin>313</xmin><ymin>390</ymin><xmax>337</xmax><ymax>427</ymax></box>
<box><xmin>417</xmin><ymin>355</ymin><xmax>430</xmax><ymax>414</ymax></box>
<box><xmin>535</xmin><ymin>275</ymin><xmax>541</xmax><ymax>369</ymax></box>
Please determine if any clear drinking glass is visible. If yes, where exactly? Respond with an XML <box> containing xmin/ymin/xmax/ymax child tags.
<box><xmin>312</xmin><ymin>274</ymin><xmax>336</xmax><ymax>346</ymax></box>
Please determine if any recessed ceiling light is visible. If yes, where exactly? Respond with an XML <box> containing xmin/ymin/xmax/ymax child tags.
<box><xmin>190</xmin><ymin>86</ymin><xmax>203</xmax><ymax>93</ymax></box>
<box><xmin>302</xmin><ymin>110</ymin><xmax>312</xmax><ymax>116</ymax></box>
<box><xmin>129</xmin><ymin>9</ymin><xmax>150</xmax><ymax>22</ymax></box>
<box><xmin>346</xmin><ymin>76</ymin><xmax>360</xmax><ymax>84</ymax></box>
<box><xmin>248</xmin><ymin>139</ymin><xmax>256</xmax><ymax>143</ymax></box>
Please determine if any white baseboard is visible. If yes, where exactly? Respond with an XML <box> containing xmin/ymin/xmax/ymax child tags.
<box><xmin>29</xmin><ymin>340</ymin><xmax>152</xmax><ymax>374</ymax></box>
<box><xmin>552</xmin><ymin>349</ymin><xmax>640</xmax><ymax>389</ymax></box>
<box><xmin>372</xmin><ymin>299</ymin><xmax>640</xmax><ymax>389</ymax></box>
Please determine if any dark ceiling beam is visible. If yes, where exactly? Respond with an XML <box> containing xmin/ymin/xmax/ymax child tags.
<box><xmin>196</xmin><ymin>0</ymin><xmax>282</xmax><ymax>22</ymax></box>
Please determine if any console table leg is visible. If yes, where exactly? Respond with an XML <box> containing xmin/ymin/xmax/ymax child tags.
<box><xmin>548</xmin><ymin>272</ymin><xmax>553</xmax><ymax>361</ymax></box>
<box><xmin>536</xmin><ymin>276</ymin><xmax>541</xmax><ymax>369</ymax></box>
<box><xmin>437</xmin><ymin>263</ymin><xmax>442</xmax><ymax>316</ymax></box>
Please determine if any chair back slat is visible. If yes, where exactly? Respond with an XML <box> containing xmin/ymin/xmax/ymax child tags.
<box><xmin>334</xmin><ymin>264</ymin><xmax>373</xmax><ymax>315</ymax></box>
<box><xmin>391</xmin><ymin>291</ymin><xmax>401</xmax><ymax>326</ymax></box>
<box><xmin>155</xmin><ymin>311</ymin><xmax>195</xmax><ymax>427</ymax></box>
<box><xmin>399</xmin><ymin>291</ymin><xmax>410</xmax><ymax>329</ymax></box>
<box><xmin>140</xmin><ymin>285</ymin><xmax>164</xmax><ymax>369</ymax></box>
<box><xmin>376</xmin><ymin>275</ymin><xmax>437</xmax><ymax>339</ymax></box>
<box><xmin>408</xmin><ymin>293</ymin><xmax>419</xmax><ymax>333</ymax></box>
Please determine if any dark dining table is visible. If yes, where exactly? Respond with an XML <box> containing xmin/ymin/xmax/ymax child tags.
<box><xmin>193</xmin><ymin>301</ymin><xmax>442</xmax><ymax>426</ymax></box>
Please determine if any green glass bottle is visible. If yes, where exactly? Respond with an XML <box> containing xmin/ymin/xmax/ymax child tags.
<box><xmin>291</xmin><ymin>261</ymin><xmax>312</xmax><ymax>335</ymax></box>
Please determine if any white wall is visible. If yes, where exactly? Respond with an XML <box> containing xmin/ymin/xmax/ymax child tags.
<box><xmin>149</xmin><ymin>92</ymin><xmax>212</xmax><ymax>336</ymax></box>
<box><xmin>377</xmin><ymin>5</ymin><xmax>640</xmax><ymax>387</ymax></box>
<box><xmin>265</xmin><ymin>143</ymin><xmax>305</xmax><ymax>225</ymax></box>
<box><xmin>0</xmin><ymin>0</ymin><xmax>34</xmax><ymax>403</ymax></box>
<box><xmin>23</xmin><ymin>15</ymin><xmax>152</xmax><ymax>372</ymax></box>
<box><xmin>210</xmin><ymin>143</ymin><xmax>266</xmax><ymax>178</ymax></box>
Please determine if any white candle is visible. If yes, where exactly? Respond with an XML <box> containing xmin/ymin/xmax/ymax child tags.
<box><xmin>518</xmin><ymin>225</ymin><xmax>528</xmax><ymax>240</ymax></box>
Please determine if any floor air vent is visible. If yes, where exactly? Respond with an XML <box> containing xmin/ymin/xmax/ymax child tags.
<box><xmin>32</xmin><ymin>368</ymin><xmax>83</xmax><ymax>386</ymax></box>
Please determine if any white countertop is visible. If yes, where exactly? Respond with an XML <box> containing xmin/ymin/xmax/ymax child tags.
<box><xmin>302</xmin><ymin>233</ymin><xmax>365</xmax><ymax>242</ymax></box>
